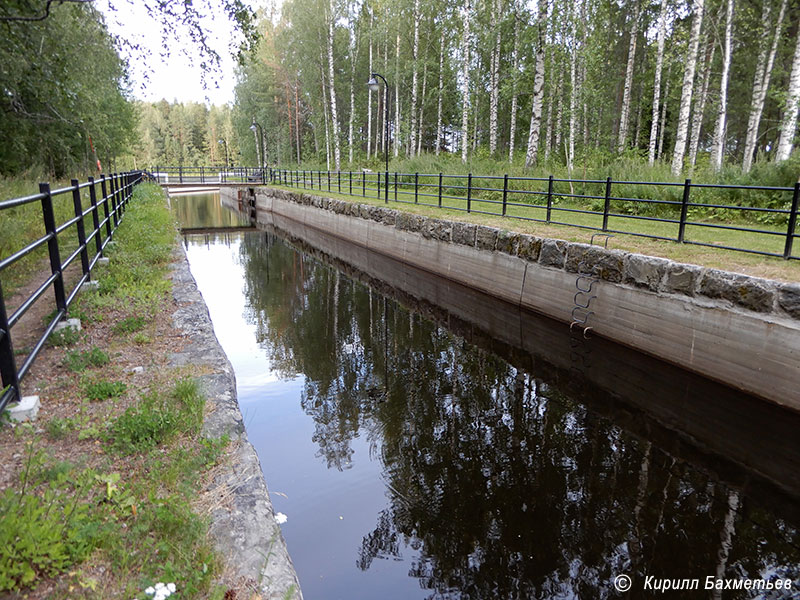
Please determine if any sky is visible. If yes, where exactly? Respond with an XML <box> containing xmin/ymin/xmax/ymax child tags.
<box><xmin>98</xmin><ymin>0</ymin><xmax>270</xmax><ymax>106</ymax></box>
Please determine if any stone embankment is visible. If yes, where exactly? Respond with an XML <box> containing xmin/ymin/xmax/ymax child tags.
<box><xmin>222</xmin><ymin>186</ymin><xmax>800</xmax><ymax>410</ymax></box>
<box><xmin>170</xmin><ymin>245</ymin><xmax>303</xmax><ymax>600</ymax></box>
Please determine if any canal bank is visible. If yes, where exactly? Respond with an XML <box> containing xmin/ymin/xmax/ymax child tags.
<box><xmin>169</xmin><ymin>244</ymin><xmax>303</xmax><ymax>600</ymax></box>
<box><xmin>221</xmin><ymin>186</ymin><xmax>800</xmax><ymax>410</ymax></box>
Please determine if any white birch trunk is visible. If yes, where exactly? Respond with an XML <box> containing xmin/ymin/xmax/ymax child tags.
<box><xmin>461</xmin><ymin>0</ymin><xmax>471</xmax><ymax>163</ymax></box>
<box><xmin>711</xmin><ymin>0</ymin><xmax>734</xmax><ymax>171</ymax></box>
<box><xmin>658</xmin><ymin>64</ymin><xmax>671</xmax><ymax>160</ymax></box>
<box><xmin>489</xmin><ymin>0</ymin><xmax>502</xmax><ymax>155</ymax></box>
<box><xmin>347</xmin><ymin>11</ymin><xmax>358</xmax><ymax>165</ymax></box>
<box><xmin>776</xmin><ymin>14</ymin><xmax>800</xmax><ymax>161</ymax></box>
<box><xmin>524</xmin><ymin>0</ymin><xmax>547</xmax><ymax>167</ymax></box>
<box><xmin>436</xmin><ymin>29</ymin><xmax>445</xmax><ymax>155</ymax></box>
<box><xmin>417</xmin><ymin>57</ymin><xmax>429</xmax><ymax>155</ymax></box>
<box><xmin>367</xmin><ymin>11</ymin><xmax>373</xmax><ymax>161</ymax></box>
<box><xmin>395</xmin><ymin>32</ymin><xmax>401</xmax><ymax>158</ymax></box>
<box><xmin>554</xmin><ymin>69</ymin><xmax>564</xmax><ymax>154</ymax></box>
<box><xmin>321</xmin><ymin>63</ymin><xmax>331</xmax><ymax>170</ymax></box>
<box><xmin>327</xmin><ymin>0</ymin><xmax>341</xmax><ymax>170</ymax></box>
<box><xmin>567</xmin><ymin>2</ymin><xmax>578</xmax><ymax>173</ymax></box>
<box><xmin>295</xmin><ymin>80</ymin><xmax>301</xmax><ymax>163</ymax></box>
<box><xmin>688</xmin><ymin>39</ymin><xmax>714</xmax><ymax>169</ymax></box>
<box><xmin>508</xmin><ymin>0</ymin><xmax>520</xmax><ymax>162</ymax></box>
<box><xmin>648</xmin><ymin>0</ymin><xmax>668</xmax><ymax>164</ymax></box>
<box><xmin>743</xmin><ymin>0</ymin><xmax>787</xmax><ymax>171</ymax></box>
<box><xmin>617</xmin><ymin>0</ymin><xmax>640</xmax><ymax>153</ymax></box>
<box><xmin>544</xmin><ymin>44</ymin><xmax>555</xmax><ymax>160</ymax></box>
<box><xmin>410</xmin><ymin>0</ymin><xmax>420</xmax><ymax>158</ymax></box>
<box><xmin>670</xmin><ymin>0</ymin><xmax>705</xmax><ymax>176</ymax></box>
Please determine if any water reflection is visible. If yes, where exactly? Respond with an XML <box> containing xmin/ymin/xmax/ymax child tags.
<box><xmin>234</xmin><ymin>232</ymin><xmax>800</xmax><ymax>599</ymax></box>
<box><xmin>176</xmin><ymin>192</ymin><xmax>800</xmax><ymax>599</ymax></box>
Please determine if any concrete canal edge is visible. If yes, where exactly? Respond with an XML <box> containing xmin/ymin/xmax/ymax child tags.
<box><xmin>168</xmin><ymin>243</ymin><xmax>303</xmax><ymax>600</ymax></box>
<box><xmin>221</xmin><ymin>186</ymin><xmax>800</xmax><ymax>411</ymax></box>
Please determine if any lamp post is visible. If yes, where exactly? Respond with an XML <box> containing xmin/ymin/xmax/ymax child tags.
<box><xmin>218</xmin><ymin>138</ymin><xmax>229</xmax><ymax>168</ymax></box>
<box><xmin>367</xmin><ymin>73</ymin><xmax>389</xmax><ymax>202</ymax></box>
<box><xmin>249</xmin><ymin>119</ymin><xmax>265</xmax><ymax>171</ymax></box>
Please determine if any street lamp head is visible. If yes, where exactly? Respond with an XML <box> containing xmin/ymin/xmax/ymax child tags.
<box><xmin>218</xmin><ymin>139</ymin><xmax>225</xmax><ymax>144</ymax></box>
<box><xmin>367</xmin><ymin>75</ymin><xmax>380</xmax><ymax>92</ymax></box>
<box><xmin>249</xmin><ymin>124</ymin><xmax>257</xmax><ymax>132</ymax></box>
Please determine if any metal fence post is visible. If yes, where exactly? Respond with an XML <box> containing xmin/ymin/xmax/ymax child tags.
<box><xmin>338</xmin><ymin>170</ymin><xmax>341</xmax><ymax>193</ymax></box>
<box><xmin>349</xmin><ymin>171</ymin><xmax>353</xmax><ymax>196</ymax></box>
<box><xmin>88</xmin><ymin>177</ymin><xmax>102</xmax><ymax>256</ymax></box>
<box><xmin>110</xmin><ymin>175</ymin><xmax>120</xmax><ymax>228</ymax></box>
<box><xmin>602</xmin><ymin>177</ymin><xmax>612</xmax><ymax>231</ymax></box>
<box><xmin>502</xmin><ymin>174</ymin><xmax>508</xmax><ymax>216</ymax></box>
<box><xmin>415</xmin><ymin>172</ymin><xmax>419</xmax><ymax>204</ymax></box>
<box><xmin>394</xmin><ymin>172</ymin><xmax>398</xmax><ymax>202</ymax></box>
<box><xmin>0</xmin><ymin>280</ymin><xmax>20</xmax><ymax>406</ymax></box>
<box><xmin>546</xmin><ymin>175</ymin><xmax>554</xmax><ymax>223</ymax></box>
<box><xmin>71</xmin><ymin>179</ymin><xmax>90</xmax><ymax>278</ymax></box>
<box><xmin>100</xmin><ymin>176</ymin><xmax>112</xmax><ymax>240</ymax></box>
<box><xmin>363</xmin><ymin>171</ymin><xmax>366</xmax><ymax>197</ymax></box>
<box><xmin>40</xmin><ymin>183</ymin><xmax>67</xmax><ymax>314</ymax></box>
<box><xmin>385</xmin><ymin>170</ymin><xmax>389</xmax><ymax>203</ymax></box>
<box><xmin>327</xmin><ymin>170</ymin><xmax>331</xmax><ymax>192</ymax></box>
<box><xmin>678</xmin><ymin>178</ymin><xmax>692</xmax><ymax>243</ymax></box>
<box><xmin>378</xmin><ymin>172</ymin><xmax>382</xmax><ymax>201</ymax></box>
<box><xmin>179</xmin><ymin>165</ymin><xmax>183</xmax><ymax>184</ymax></box>
<box><xmin>438</xmin><ymin>173</ymin><xmax>443</xmax><ymax>207</ymax></box>
<box><xmin>467</xmin><ymin>173</ymin><xmax>472</xmax><ymax>213</ymax></box>
<box><xmin>784</xmin><ymin>182</ymin><xmax>800</xmax><ymax>259</ymax></box>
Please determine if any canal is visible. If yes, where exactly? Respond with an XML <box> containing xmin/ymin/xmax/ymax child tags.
<box><xmin>172</xmin><ymin>191</ymin><xmax>800</xmax><ymax>599</ymax></box>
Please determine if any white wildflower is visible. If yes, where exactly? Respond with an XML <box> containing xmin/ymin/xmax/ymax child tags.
<box><xmin>275</xmin><ymin>512</ymin><xmax>288</xmax><ymax>524</ymax></box>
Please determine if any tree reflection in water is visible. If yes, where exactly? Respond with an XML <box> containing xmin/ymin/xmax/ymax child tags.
<box><xmin>238</xmin><ymin>232</ymin><xmax>800</xmax><ymax>599</ymax></box>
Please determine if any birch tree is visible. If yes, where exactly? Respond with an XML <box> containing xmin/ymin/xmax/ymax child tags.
<box><xmin>742</xmin><ymin>0</ymin><xmax>787</xmax><ymax>171</ymax></box>
<box><xmin>367</xmin><ymin>9</ymin><xmax>373</xmax><ymax>160</ymax></box>
<box><xmin>508</xmin><ymin>0</ymin><xmax>520</xmax><ymax>162</ymax></box>
<box><xmin>776</xmin><ymin>26</ymin><xmax>800</xmax><ymax>162</ymax></box>
<box><xmin>395</xmin><ymin>32</ymin><xmax>401</xmax><ymax>157</ymax></box>
<box><xmin>409</xmin><ymin>0</ymin><xmax>421</xmax><ymax>158</ymax></box>
<box><xmin>617</xmin><ymin>0</ymin><xmax>641</xmax><ymax>153</ymax></box>
<box><xmin>327</xmin><ymin>0</ymin><xmax>341</xmax><ymax>170</ymax></box>
<box><xmin>525</xmin><ymin>0</ymin><xmax>547</xmax><ymax>167</ymax></box>
<box><xmin>648</xmin><ymin>0</ymin><xmax>668</xmax><ymax>165</ymax></box>
<box><xmin>670</xmin><ymin>0</ymin><xmax>704</xmax><ymax>176</ymax></box>
<box><xmin>688</xmin><ymin>38</ymin><xmax>714</xmax><ymax>169</ymax></box>
<box><xmin>461</xmin><ymin>0</ymin><xmax>471</xmax><ymax>163</ymax></box>
<box><xmin>711</xmin><ymin>0</ymin><xmax>734</xmax><ymax>171</ymax></box>
<box><xmin>347</xmin><ymin>3</ymin><xmax>360</xmax><ymax>164</ymax></box>
<box><xmin>567</xmin><ymin>0</ymin><xmax>579</xmax><ymax>173</ymax></box>
<box><xmin>489</xmin><ymin>0</ymin><xmax>502</xmax><ymax>155</ymax></box>
<box><xmin>436</xmin><ymin>29</ymin><xmax>445</xmax><ymax>155</ymax></box>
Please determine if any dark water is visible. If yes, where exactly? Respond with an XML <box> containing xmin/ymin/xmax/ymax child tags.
<box><xmin>173</xmin><ymin>192</ymin><xmax>800</xmax><ymax>599</ymax></box>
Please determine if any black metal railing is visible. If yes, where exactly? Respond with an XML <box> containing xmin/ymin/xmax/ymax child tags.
<box><xmin>268</xmin><ymin>168</ymin><xmax>800</xmax><ymax>261</ymax></box>
<box><xmin>151</xmin><ymin>165</ymin><xmax>267</xmax><ymax>185</ymax></box>
<box><xmin>0</xmin><ymin>171</ymin><xmax>144</xmax><ymax>412</ymax></box>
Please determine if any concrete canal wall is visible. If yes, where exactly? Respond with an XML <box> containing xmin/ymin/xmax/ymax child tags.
<box><xmin>221</xmin><ymin>186</ymin><xmax>800</xmax><ymax>411</ymax></box>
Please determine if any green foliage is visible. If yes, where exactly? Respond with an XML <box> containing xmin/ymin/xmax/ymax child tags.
<box><xmin>45</xmin><ymin>417</ymin><xmax>75</xmax><ymax>440</ymax></box>
<box><xmin>84</xmin><ymin>379</ymin><xmax>127</xmax><ymax>401</ymax></box>
<box><xmin>49</xmin><ymin>327</ymin><xmax>80</xmax><ymax>347</ymax></box>
<box><xmin>113</xmin><ymin>315</ymin><xmax>147</xmax><ymax>335</ymax></box>
<box><xmin>109</xmin><ymin>378</ymin><xmax>205</xmax><ymax>454</ymax></box>
<box><xmin>64</xmin><ymin>347</ymin><xmax>110</xmax><ymax>372</ymax></box>
<box><xmin>0</xmin><ymin>3</ymin><xmax>135</xmax><ymax>177</ymax></box>
<box><xmin>0</xmin><ymin>449</ymin><xmax>98</xmax><ymax>592</ymax></box>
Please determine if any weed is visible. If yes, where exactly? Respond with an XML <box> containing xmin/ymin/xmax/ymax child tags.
<box><xmin>133</xmin><ymin>332</ymin><xmax>151</xmax><ymax>345</ymax></box>
<box><xmin>49</xmin><ymin>327</ymin><xmax>80</xmax><ymax>347</ymax></box>
<box><xmin>113</xmin><ymin>316</ymin><xmax>147</xmax><ymax>335</ymax></box>
<box><xmin>84</xmin><ymin>380</ymin><xmax>127</xmax><ymax>401</ymax></box>
<box><xmin>0</xmin><ymin>448</ymin><xmax>99</xmax><ymax>592</ymax></box>
<box><xmin>63</xmin><ymin>347</ymin><xmax>110</xmax><ymax>373</ymax></box>
<box><xmin>109</xmin><ymin>394</ymin><xmax>178</xmax><ymax>453</ymax></box>
<box><xmin>45</xmin><ymin>417</ymin><xmax>75</xmax><ymax>440</ymax></box>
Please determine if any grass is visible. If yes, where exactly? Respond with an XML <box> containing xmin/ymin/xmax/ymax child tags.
<box><xmin>0</xmin><ymin>183</ymin><xmax>233</xmax><ymax>599</ymax></box>
<box><xmin>268</xmin><ymin>176</ymin><xmax>800</xmax><ymax>282</ymax></box>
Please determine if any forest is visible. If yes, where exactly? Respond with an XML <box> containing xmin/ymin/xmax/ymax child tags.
<box><xmin>1</xmin><ymin>0</ymin><xmax>799</xmax><ymax>182</ymax></box>
<box><xmin>229</xmin><ymin>0</ymin><xmax>800</xmax><ymax>181</ymax></box>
